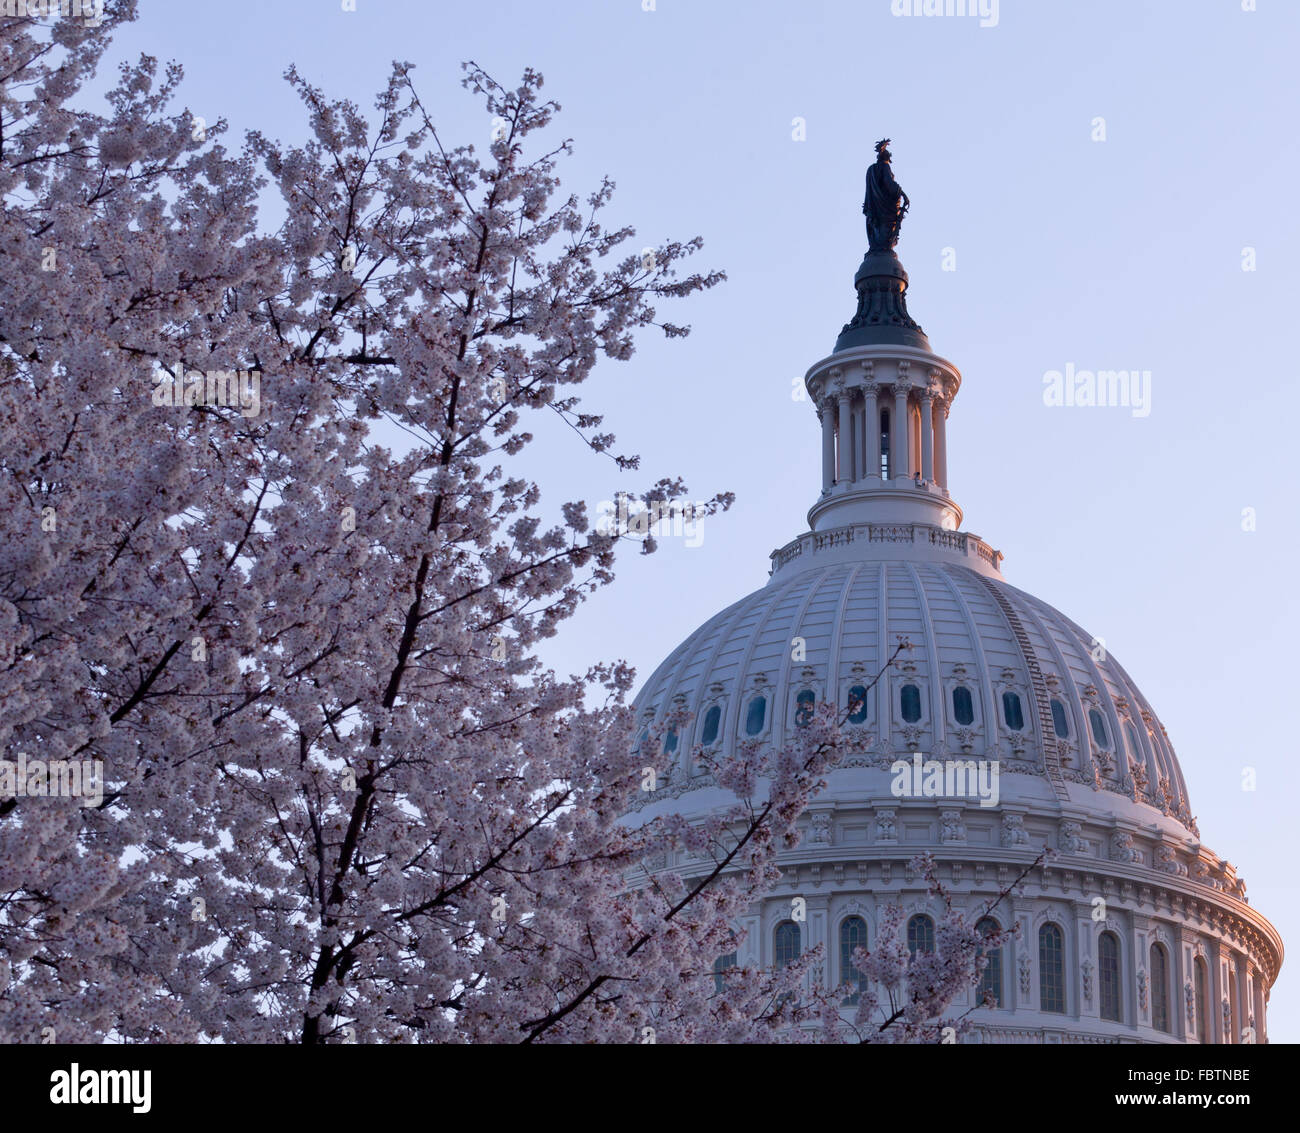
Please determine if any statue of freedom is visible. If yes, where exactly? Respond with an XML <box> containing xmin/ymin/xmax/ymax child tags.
<box><xmin>863</xmin><ymin>138</ymin><xmax>910</xmax><ymax>252</ymax></box>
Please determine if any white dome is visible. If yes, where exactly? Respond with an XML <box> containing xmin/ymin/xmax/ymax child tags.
<box><xmin>632</xmin><ymin>554</ymin><xmax>1196</xmax><ymax>839</ymax></box>
<box><xmin>627</xmin><ymin>229</ymin><xmax>1280</xmax><ymax>1043</ymax></box>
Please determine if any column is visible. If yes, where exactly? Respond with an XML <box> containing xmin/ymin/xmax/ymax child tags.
<box><xmin>820</xmin><ymin>400</ymin><xmax>835</xmax><ymax>492</ymax></box>
<box><xmin>1133</xmin><ymin>919</ymin><xmax>1149</xmax><ymax>1030</ymax></box>
<box><xmin>837</xmin><ymin>391</ymin><xmax>853</xmax><ymax>483</ymax></box>
<box><xmin>1075</xmin><ymin>902</ymin><xmax>1098</xmax><ymax>1024</ymax></box>
<box><xmin>807</xmin><ymin>897</ymin><xmax>830</xmax><ymax>995</ymax></box>
<box><xmin>738</xmin><ymin>914</ymin><xmax>761</xmax><ymax>968</ymax></box>
<box><xmin>892</xmin><ymin>385</ymin><xmax>910</xmax><ymax>479</ymax></box>
<box><xmin>1173</xmin><ymin>925</ymin><xmax>1189</xmax><ymax>1042</ymax></box>
<box><xmin>920</xmin><ymin>389</ymin><xmax>935</xmax><ymax>482</ymax></box>
<box><xmin>911</xmin><ymin>400</ymin><xmax>921</xmax><ymax>478</ymax></box>
<box><xmin>854</xmin><ymin>402</ymin><xmax>866</xmax><ymax>481</ymax></box>
<box><xmin>1209</xmin><ymin>942</ymin><xmax>1225</xmax><ymax>1044</ymax></box>
<box><xmin>858</xmin><ymin>403</ymin><xmax>867</xmax><ymax>481</ymax></box>
<box><xmin>863</xmin><ymin>384</ymin><xmax>880</xmax><ymax>479</ymax></box>
<box><xmin>1008</xmin><ymin>895</ymin><xmax>1029</xmax><ymax>1014</ymax></box>
<box><xmin>849</xmin><ymin>406</ymin><xmax>860</xmax><ymax>482</ymax></box>
<box><xmin>1225</xmin><ymin>956</ymin><xmax>1237</xmax><ymax>1043</ymax></box>
<box><xmin>1237</xmin><ymin>961</ymin><xmax>1248</xmax><ymax>1039</ymax></box>
<box><xmin>934</xmin><ymin>401</ymin><xmax>948</xmax><ymax>490</ymax></box>
<box><xmin>1254</xmin><ymin>970</ymin><xmax>1267</xmax><ymax>1043</ymax></box>
<box><xmin>1245</xmin><ymin>967</ymin><xmax>1257</xmax><ymax>1043</ymax></box>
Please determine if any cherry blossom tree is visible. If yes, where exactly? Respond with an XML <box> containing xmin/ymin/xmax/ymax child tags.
<box><xmin>0</xmin><ymin>7</ymin><xmax>1032</xmax><ymax>1044</ymax></box>
<box><xmin>0</xmin><ymin>0</ymin><xmax>289</xmax><ymax>1042</ymax></box>
<box><xmin>0</xmin><ymin>6</ymin><xmax>810</xmax><ymax>1044</ymax></box>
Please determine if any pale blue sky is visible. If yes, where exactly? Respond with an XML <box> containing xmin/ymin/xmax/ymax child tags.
<box><xmin>98</xmin><ymin>0</ymin><xmax>1299</xmax><ymax>1039</ymax></box>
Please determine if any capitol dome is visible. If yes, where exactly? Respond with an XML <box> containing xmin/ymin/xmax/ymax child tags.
<box><xmin>634</xmin><ymin>557</ymin><xmax>1198</xmax><ymax>838</ymax></box>
<box><xmin>629</xmin><ymin>166</ymin><xmax>1281</xmax><ymax>1043</ymax></box>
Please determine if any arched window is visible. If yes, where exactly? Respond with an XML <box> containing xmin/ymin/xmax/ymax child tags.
<box><xmin>1089</xmin><ymin>708</ymin><xmax>1109</xmax><ymax>748</ymax></box>
<box><xmin>1099</xmin><ymin>931</ymin><xmax>1122</xmax><ymax>1022</ymax></box>
<box><xmin>1194</xmin><ymin>956</ymin><xmax>1209</xmax><ymax>1043</ymax></box>
<box><xmin>839</xmin><ymin>916</ymin><xmax>868</xmax><ymax>1005</ymax></box>
<box><xmin>1050</xmin><ymin>698</ymin><xmax>1070</xmax><ymax>738</ymax></box>
<box><xmin>1151</xmin><ymin>943</ymin><xmax>1170</xmax><ymax>1033</ymax></box>
<box><xmin>745</xmin><ymin>696</ymin><xmax>767</xmax><ymax>736</ymax></box>
<box><xmin>712</xmin><ymin>949</ymin><xmax>738</xmax><ymax>995</ymax></box>
<box><xmin>976</xmin><ymin>917</ymin><xmax>1002</xmax><ymax>1007</ymax></box>
<box><xmin>1126</xmin><ymin>723</ymin><xmax>1143</xmax><ymax>762</ymax></box>
<box><xmin>700</xmin><ymin>704</ymin><xmax>722</xmax><ymax>747</ymax></box>
<box><xmin>794</xmin><ymin>689</ymin><xmax>815</xmax><ymax>729</ymax></box>
<box><xmin>1039</xmin><ymin>923</ymin><xmax>1065</xmax><ymax>1013</ymax></box>
<box><xmin>662</xmin><ymin>728</ymin><xmax>678</xmax><ymax>755</ymax></box>
<box><xmin>907</xmin><ymin>914</ymin><xmax>935</xmax><ymax>956</ymax></box>
<box><xmin>1002</xmin><ymin>691</ymin><xmax>1025</xmax><ymax>731</ymax></box>
<box><xmin>846</xmin><ymin>684</ymin><xmax>869</xmax><ymax>726</ymax></box>
<box><xmin>952</xmin><ymin>686</ymin><xmax>975</xmax><ymax>726</ymax></box>
<box><xmin>900</xmin><ymin>684</ymin><xmax>922</xmax><ymax>724</ymax></box>
<box><xmin>774</xmin><ymin>921</ymin><xmax>801</xmax><ymax>970</ymax></box>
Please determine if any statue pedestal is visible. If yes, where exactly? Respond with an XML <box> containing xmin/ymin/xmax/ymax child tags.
<box><xmin>857</xmin><ymin>249</ymin><xmax>907</xmax><ymax>281</ymax></box>
<box><xmin>835</xmin><ymin>250</ymin><xmax>929</xmax><ymax>352</ymax></box>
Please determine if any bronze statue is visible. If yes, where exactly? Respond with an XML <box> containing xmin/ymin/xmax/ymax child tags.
<box><xmin>837</xmin><ymin>138</ymin><xmax>928</xmax><ymax>351</ymax></box>
<box><xmin>863</xmin><ymin>138</ymin><xmax>910</xmax><ymax>252</ymax></box>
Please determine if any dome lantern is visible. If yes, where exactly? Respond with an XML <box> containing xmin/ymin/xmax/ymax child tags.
<box><xmin>796</xmin><ymin>143</ymin><xmax>992</xmax><ymax>568</ymax></box>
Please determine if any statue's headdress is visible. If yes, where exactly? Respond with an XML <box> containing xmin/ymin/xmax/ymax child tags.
<box><xmin>874</xmin><ymin>138</ymin><xmax>891</xmax><ymax>154</ymax></box>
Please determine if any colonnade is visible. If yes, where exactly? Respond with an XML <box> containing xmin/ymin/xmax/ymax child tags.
<box><xmin>819</xmin><ymin>380</ymin><xmax>949</xmax><ymax>491</ymax></box>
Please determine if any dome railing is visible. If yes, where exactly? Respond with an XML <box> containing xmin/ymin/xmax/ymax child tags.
<box><xmin>769</xmin><ymin>520</ymin><xmax>1004</xmax><ymax>575</ymax></box>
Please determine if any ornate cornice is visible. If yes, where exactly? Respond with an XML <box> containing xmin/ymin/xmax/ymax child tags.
<box><xmin>624</xmin><ymin>799</ymin><xmax>1283</xmax><ymax>985</ymax></box>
